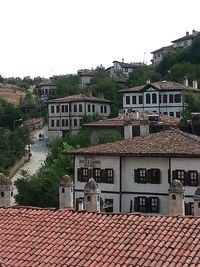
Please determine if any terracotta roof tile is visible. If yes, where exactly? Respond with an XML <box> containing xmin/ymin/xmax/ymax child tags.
<box><xmin>72</xmin><ymin>129</ymin><xmax>200</xmax><ymax>157</ymax></box>
<box><xmin>0</xmin><ymin>207</ymin><xmax>200</xmax><ymax>266</ymax></box>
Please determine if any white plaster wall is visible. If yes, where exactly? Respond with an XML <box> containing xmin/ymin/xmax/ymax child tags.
<box><xmin>75</xmin><ymin>155</ymin><xmax>120</xmax><ymax>192</ymax></box>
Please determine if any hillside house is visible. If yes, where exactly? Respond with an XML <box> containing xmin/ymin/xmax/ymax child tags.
<box><xmin>120</xmin><ymin>80</ymin><xmax>200</xmax><ymax>117</ymax></box>
<box><xmin>47</xmin><ymin>94</ymin><xmax>112</xmax><ymax>142</ymax></box>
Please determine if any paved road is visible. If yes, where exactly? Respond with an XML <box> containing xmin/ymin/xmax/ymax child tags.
<box><xmin>11</xmin><ymin>125</ymin><xmax>49</xmax><ymax>204</ymax></box>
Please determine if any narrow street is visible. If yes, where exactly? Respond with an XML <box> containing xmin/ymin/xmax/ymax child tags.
<box><xmin>11</xmin><ymin>125</ymin><xmax>49</xmax><ymax>204</ymax></box>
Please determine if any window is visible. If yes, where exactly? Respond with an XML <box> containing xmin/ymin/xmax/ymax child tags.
<box><xmin>61</xmin><ymin>105</ymin><xmax>65</xmax><ymax>113</ymax></box>
<box><xmin>185</xmin><ymin>202</ymin><xmax>194</xmax><ymax>216</ymax></box>
<box><xmin>148</xmin><ymin>169</ymin><xmax>161</xmax><ymax>184</ymax></box>
<box><xmin>74</xmin><ymin>119</ymin><xmax>77</xmax><ymax>127</ymax></box>
<box><xmin>77</xmin><ymin>168</ymin><xmax>88</xmax><ymax>182</ymax></box>
<box><xmin>139</xmin><ymin>95</ymin><xmax>143</xmax><ymax>104</ymax></box>
<box><xmin>51</xmin><ymin>106</ymin><xmax>55</xmax><ymax>113</ymax></box>
<box><xmin>135</xmin><ymin>168</ymin><xmax>160</xmax><ymax>184</ymax></box>
<box><xmin>146</xmin><ymin>93</ymin><xmax>151</xmax><ymax>104</ymax></box>
<box><xmin>11</xmin><ymin>191</ymin><xmax>13</xmax><ymax>197</ymax></box>
<box><xmin>92</xmin><ymin>105</ymin><xmax>95</xmax><ymax>112</ymax></box>
<box><xmin>169</xmin><ymin>112</ymin><xmax>174</xmax><ymax>117</ymax></box>
<box><xmin>94</xmin><ymin>168</ymin><xmax>101</xmax><ymax>183</ymax></box>
<box><xmin>126</xmin><ymin>96</ymin><xmax>130</xmax><ymax>104</ymax></box>
<box><xmin>134</xmin><ymin>197</ymin><xmax>159</xmax><ymax>213</ymax></box>
<box><xmin>62</xmin><ymin>119</ymin><xmax>65</xmax><ymax>127</ymax></box>
<box><xmin>51</xmin><ymin>120</ymin><xmax>55</xmax><ymax>127</ymax></box>
<box><xmin>65</xmin><ymin>105</ymin><xmax>68</xmax><ymax>112</ymax></box>
<box><xmin>88</xmin><ymin>104</ymin><xmax>91</xmax><ymax>112</ymax></box>
<box><xmin>1</xmin><ymin>192</ymin><xmax>4</xmax><ymax>197</ymax></box>
<box><xmin>69</xmin><ymin>105</ymin><xmax>71</xmax><ymax>112</ymax></box>
<box><xmin>87</xmin><ymin>196</ymin><xmax>91</xmax><ymax>201</ymax></box>
<box><xmin>79</xmin><ymin>104</ymin><xmax>83</xmax><ymax>112</ymax></box>
<box><xmin>74</xmin><ymin>105</ymin><xmax>77</xmax><ymax>112</ymax></box>
<box><xmin>163</xmin><ymin>112</ymin><xmax>168</xmax><ymax>115</ymax></box>
<box><xmin>104</xmin><ymin>106</ymin><xmax>107</xmax><ymax>113</ymax></box>
<box><xmin>169</xmin><ymin>94</ymin><xmax>174</xmax><ymax>103</ymax></box>
<box><xmin>56</xmin><ymin>105</ymin><xmax>60</xmax><ymax>113</ymax></box>
<box><xmin>105</xmin><ymin>169</ymin><xmax>114</xmax><ymax>183</ymax></box>
<box><xmin>188</xmin><ymin>171</ymin><xmax>198</xmax><ymax>186</ymax></box>
<box><xmin>56</xmin><ymin>120</ymin><xmax>60</xmax><ymax>127</ymax></box>
<box><xmin>125</xmin><ymin>68</ymin><xmax>128</xmax><ymax>73</ymax></box>
<box><xmin>152</xmin><ymin>93</ymin><xmax>157</xmax><ymax>104</ymax></box>
<box><xmin>173</xmin><ymin>170</ymin><xmax>185</xmax><ymax>185</ymax></box>
<box><xmin>104</xmin><ymin>198</ymin><xmax>113</xmax><ymax>212</ymax></box>
<box><xmin>159</xmin><ymin>95</ymin><xmax>161</xmax><ymax>103</ymax></box>
<box><xmin>163</xmin><ymin>95</ymin><xmax>167</xmax><ymax>103</ymax></box>
<box><xmin>62</xmin><ymin>188</ymin><xmax>65</xmax><ymax>193</ymax></box>
<box><xmin>175</xmin><ymin>94</ymin><xmax>181</xmax><ymax>103</ymax></box>
<box><xmin>176</xmin><ymin>112</ymin><xmax>180</xmax><ymax>118</ymax></box>
<box><xmin>135</xmin><ymin>169</ymin><xmax>146</xmax><ymax>183</ymax></box>
<box><xmin>101</xmin><ymin>105</ymin><xmax>103</xmax><ymax>113</ymax></box>
<box><xmin>132</xmin><ymin>96</ymin><xmax>136</xmax><ymax>104</ymax></box>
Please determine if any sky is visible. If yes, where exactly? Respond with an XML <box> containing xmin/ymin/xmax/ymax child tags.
<box><xmin>0</xmin><ymin>0</ymin><xmax>200</xmax><ymax>78</ymax></box>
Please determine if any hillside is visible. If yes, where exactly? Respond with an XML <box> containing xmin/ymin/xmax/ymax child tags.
<box><xmin>0</xmin><ymin>83</ymin><xmax>25</xmax><ymax>105</ymax></box>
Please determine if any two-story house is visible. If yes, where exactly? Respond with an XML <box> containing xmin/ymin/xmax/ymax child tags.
<box><xmin>47</xmin><ymin>94</ymin><xmax>112</xmax><ymax>142</ymax></box>
<box><xmin>35</xmin><ymin>80</ymin><xmax>56</xmax><ymax>104</ymax></box>
<box><xmin>151</xmin><ymin>30</ymin><xmax>199</xmax><ymax>66</ymax></box>
<box><xmin>71</xmin><ymin>129</ymin><xmax>200</xmax><ymax>215</ymax></box>
<box><xmin>106</xmin><ymin>60</ymin><xmax>146</xmax><ymax>78</ymax></box>
<box><xmin>120</xmin><ymin>80</ymin><xmax>200</xmax><ymax>117</ymax></box>
<box><xmin>77</xmin><ymin>69</ymin><xmax>95</xmax><ymax>87</ymax></box>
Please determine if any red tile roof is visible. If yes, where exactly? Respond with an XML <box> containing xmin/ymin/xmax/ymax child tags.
<box><xmin>46</xmin><ymin>94</ymin><xmax>112</xmax><ymax>104</ymax></box>
<box><xmin>120</xmin><ymin>81</ymin><xmax>200</xmax><ymax>92</ymax></box>
<box><xmin>72</xmin><ymin>129</ymin><xmax>200</xmax><ymax>157</ymax></box>
<box><xmin>0</xmin><ymin>207</ymin><xmax>200</xmax><ymax>266</ymax></box>
<box><xmin>83</xmin><ymin>113</ymin><xmax>180</xmax><ymax>127</ymax></box>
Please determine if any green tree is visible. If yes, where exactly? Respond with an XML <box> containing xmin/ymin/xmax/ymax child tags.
<box><xmin>188</xmin><ymin>35</ymin><xmax>200</xmax><ymax>64</ymax></box>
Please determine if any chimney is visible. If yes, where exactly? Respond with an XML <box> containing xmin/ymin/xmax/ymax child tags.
<box><xmin>186</xmin><ymin>31</ymin><xmax>189</xmax><ymax>36</ymax></box>
<box><xmin>193</xmin><ymin>80</ymin><xmax>198</xmax><ymax>89</ymax></box>
<box><xmin>168</xmin><ymin>180</ymin><xmax>185</xmax><ymax>216</ymax></box>
<box><xmin>124</xmin><ymin>120</ymin><xmax>132</xmax><ymax>139</ymax></box>
<box><xmin>192</xmin><ymin>29</ymin><xmax>196</xmax><ymax>35</ymax></box>
<box><xmin>84</xmin><ymin>178</ymin><xmax>101</xmax><ymax>212</ymax></box>
<box><xmin>0</xmin><ymin>173</ymin><xmax>13</xmax><ymax>207</ymax></box>
<box><xmin>59</xmin><ymin>175</ymin><xmax>74</xmax><ymax>209</ymax></box>
<box><xmin>183</xmin><ymin>76</ymin><xmax>188</xmax><ymax>87</ymax></box>
<box><xmin>78</xmin><ymin>198</ymin><xmax>84</xmax><ymax>211</ymax></box>
<box><xmin>146</xmin><ymin>78</ymin><xmax>150</xmax><ymax>84</ymax></box>
<box><xmin>193</xmin><ymin>187</ymin><xmax>200</xmax><ymax>216</ymax></box>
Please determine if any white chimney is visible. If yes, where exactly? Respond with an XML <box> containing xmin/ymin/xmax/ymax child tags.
<box><xmin>193</xmin><ymin>80</ymin><xmax>198</xmax><ymax>89</ymax></box>
<box><xmin>124</xmin><ymin>121</ymin><xmax>132</xmax><ymax>139</ymax></box>
<box><xmin>78</xmin><ymin>199</ymin><xmax>84</xmax><ymax>211</ymax></box>
<box><xmin>168</xmin><ymin>180</ymin><xmax>185</xmax><ymax>216</ymax></box>
<box><xmin>183</xmin><ymin>77</ymin><xmax>188</xmax><ymax>87</ymax></box>
<box><xmin>186</xmin><ymin>31</ymin><xmax>189</xmax><ymax>36</ymax></box>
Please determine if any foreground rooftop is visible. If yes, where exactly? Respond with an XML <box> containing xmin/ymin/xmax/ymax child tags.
<box><xmin>0</xmin><ymin>207</ymin><xmax>200</xmax><ymax>266</ymax></box>
<box><xmin>73</xmin><ymin>129</ymin><xmax>200</xmax><ymax>157</ymax></box>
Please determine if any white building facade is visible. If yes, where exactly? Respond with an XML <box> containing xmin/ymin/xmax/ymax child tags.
<box><xmin>120</xmin><ymin>81</ymin><xmax>200</xmax><ymax>118</ymax></box>
<box><xmin>47</xmin><ymin>94</ymin><xmax>111</xmax><ymax>142</ymax></box>
<box><xmin>72</xmin><ymin>130</ymin><xmax>200</xmax><ymax>215</ymax></box>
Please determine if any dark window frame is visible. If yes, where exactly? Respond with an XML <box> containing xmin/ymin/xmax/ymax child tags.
<box><xmin>126</xmin><ymin>96</ymin><xmax>130</xmax><ymax>105</ymax></box>
<box><xmin>139</xmin><ymin>95</ymin><xmax>143</xmax><ymax>104</ymax></box>
<box><xmin>146</xmin><ymin>93</ymin><xmax>151</xmax><ymax>104</ymax></box>
<box><xmin>132</xmin><ymin>96</ymin><xmax>136</xmax><ymax>105</ymax></box>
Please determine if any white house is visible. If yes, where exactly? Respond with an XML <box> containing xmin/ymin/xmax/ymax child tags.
<box><xmin>106</xmin><ymin>60</ymin><xmax>146</xmax><ymax>78</ymax></box>
<box><xmin>47</xmin><ymin>94</ymin><xmax>112</xmax><ymax>142</ymax></box>
<box><xmin>71</xmin><ymin>129</ymin><xmax>200</xmax><ymax>215</ymax></box>
<box><xmin>120</xmin><ymin>80</ymin><xmax>200</xmax><ymax>118</ymax></box>
<box><xmin>35</xmin><ymin>80</ymin><xmax>56</xmax><ymax>104</ymax></box>
<box><xmin>151</xmin><ymin>45</ymin><xmax>173</xmax><ymax>66</ymax></box>
<box><xmin>77</xmin><ymin>69</ymin><xmax>95</xmax><ymax>87</ymax></box>
<box><xmin>151</xmin><ymin>30</ymin><xmax>199</xmax><ymax>66</ymax></box>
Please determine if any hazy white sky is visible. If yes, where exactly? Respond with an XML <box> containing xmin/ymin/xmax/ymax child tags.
<box><xmin>0</xmin><ymin>0</ymin><xmax>200</xmax><ymax>78</ymax></box>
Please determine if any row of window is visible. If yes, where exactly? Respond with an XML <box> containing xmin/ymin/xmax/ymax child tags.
<box><xmin>125</xmin><ymin>93</ymin><xmax>181</xmax><ymax>105</ymax></box>
<box><xmin>50</xmin><ymin>118</ymin><xmax>81</xmax><ymax>128</ymax></box>
<box><xmin>172</xmin><ymin>170</ymin><xmax>199</xmax><ymax>186</ymax></box>
<box><xmin>77</xmin><ymin>168</ymin><xmax>114</xmax><ymax>184</ymax></box>
<box><xmin>135</xmin><ymin>168</ymin><xmax>199</xmax><ymax>186</ymax></box>
<box><xmin>50</xmin><ymin>104</ymin><xmax>108</xmax><ymax>114</ymax></box>
<box><xmin>134</xmin><ymin>197</ymin><xmax>159</xmax><ymax>213</ymax></box>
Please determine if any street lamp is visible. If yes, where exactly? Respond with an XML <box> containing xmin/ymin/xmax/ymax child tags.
<box><xmin>13</xmin><ymin>118</ymin><xmax>23</xmax><ymax>130</ymax></box>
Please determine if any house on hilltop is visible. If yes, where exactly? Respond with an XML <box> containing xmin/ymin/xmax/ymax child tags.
<box><xmin>120</xmin><ymin>80</ymin><xmax>200</xmax><ymax>117</ymax></box>
<box><xmin>151</xmin><ymin>29</ymin><xmax>200</xmax><ymax>66</ymax></box>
